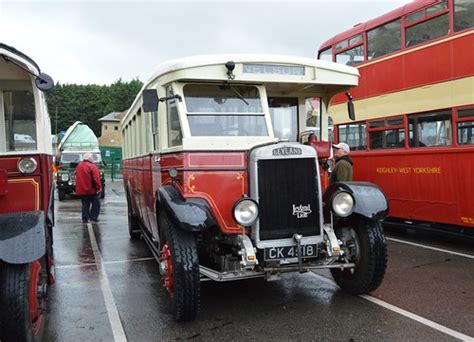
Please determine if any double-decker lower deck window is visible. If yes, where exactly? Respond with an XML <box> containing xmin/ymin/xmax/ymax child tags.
<box><xmin>368</xmin><ymin>117</ymin><xmax>404</xmax><ymax>150</ymax></box>
<box><xmin>1</xmin><ymin>90</ymin><xmax>37</xmax><ymax>152</ymax></box>
<box><xmin>184</xmin><ymin>84</ymin><xmax>267</xmax><ymax>137</ymax></box>
<box><xmin>408</xmin><ymin>111</ymin><xmax>452</xmax><ymax>147</ymax></box>
<box><xmin>337</xmin><ymin>122</ymin><xmax>366</xmax><ymax>151</ymax></box>
<box><xmin>457</xmin><ymin>108</ymin><xmax>474</xmax><ymax>145</ymax></box>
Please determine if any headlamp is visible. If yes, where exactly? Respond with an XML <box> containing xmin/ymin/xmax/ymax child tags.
<box><xmin>18</xmin><ymin>157</ymin><xmax>37</xmax><ymax>174</ymax></box>
<box><xmin>233</xmin><ymin>198</ymin><xmax>259</xmax><ymax>226</ymax></box>
<box><xmin>331</xmin><ymin>191</ymin><xmax>354</xmax><ymax>217</ymax></box>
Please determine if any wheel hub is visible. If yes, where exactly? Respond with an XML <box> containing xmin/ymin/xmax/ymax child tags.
<box><xmin>29</xmin><ymin>260</ymin><xmax>47</xmax><ymax>336</ymax></box>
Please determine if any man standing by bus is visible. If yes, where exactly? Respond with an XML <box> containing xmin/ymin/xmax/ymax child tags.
<box><xmin>76</xmin><ymin>152</ymin><xmax>102</xmax><ymax>223</ymax></box>
<box><xmin>329</xmin><ymin>142</ymin><xmax>353</xmax><ymax>184</ymax></box>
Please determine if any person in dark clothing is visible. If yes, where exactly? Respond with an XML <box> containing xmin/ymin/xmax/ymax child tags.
<box><xmin>75</xmin><ymin>152</ymin><xmax>102</xmax><ymax>223</ymax></box>
<box><xmin>329</xmin><ymin>142</ymin><xmax>353</xmax><ymax>184</ymax></box>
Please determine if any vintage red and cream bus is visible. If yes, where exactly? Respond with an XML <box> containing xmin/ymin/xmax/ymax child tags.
<box><xmin>122</xmin><ymin>54</ymin><xmax>389</xmax><ymax>321</ymax></box>
<box><xmin>0</xmin><ymin>43</ymin><xmax>55</xmax><ymax>341</ymax></box>
<box><xmin>318</xmin><ymin>0</ymin><xmax>474</xmax><ymax>237</ymax></box>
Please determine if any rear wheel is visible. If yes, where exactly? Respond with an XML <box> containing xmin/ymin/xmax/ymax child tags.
<box><xmin>58</xmin><ymin>189</ymin><xmax>66</xmax><ymax>201</ymax></box>
<box><xmin>159</xmin><ymin>212</ymin><xmax>200</xmax><ymax>321</ymax></box>
<box><xmin>331</xmin><ymin>219</ymin><xmax>387</xmax><ymax>294</ymax></box>
<box><xmin>0</xmin><ymin>259</ymin><xmax>48</xmax><ymax>342</ymax></box>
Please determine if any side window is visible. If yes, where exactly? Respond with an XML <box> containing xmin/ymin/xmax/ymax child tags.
<box><xmin>367</xmin><ymin>19</ymin><xmax>401</xmax><ymax>59</ymax></box>
<box><xmin>268</xmin><ymin>97</ymin><xmax>298</xmax><ymax>142</ymax></box>
<box><xmin>368</xmin><ymin>117</ymin><xmax>404</xmax><ymax>150</ymax></box>
<box><xmin>337</xmin><ymin>122</ymin><xmax>367</xmax><ymax>151</ymax></box>
<box><xmin>318</xmin><ymin>48</ymin><xmax>332</xmax><ymax>62</ymax></box>
<box><xmin>457</xmin><ymin>108</ymin><xmax>474</xmax><ymax>145</ymax></box>
<box><xmin>151</xmin><ymin>104</ymin><xmax>159</xmax><ymax>150</ymax></box>
<box><xmin>408</xmin><ymin>111</ymin><xmax>452</xmax><ymax>147</ymax></box>
<box><xmin>336</xmin><ymin>45</ymin><xmax>364</xmax><ymax>66</ymax></box>
<box><xmin>166</xmin><ymin>87</ymin><xmax>182</xmax><ymax>147</ymax></box>
<box><xmin>454</xmin><ymin>0</ymin><xmax>474</xmax><ymax>31</ymax></box>
<box><xmin>405</xmin><ymin>14</ymin><xmax>449</xmax><ymax>47</ymax></box>
<box><xmin>1</xmin><ymin>90</ymin><xmax>37</xmax><ymax>152</ymax></box>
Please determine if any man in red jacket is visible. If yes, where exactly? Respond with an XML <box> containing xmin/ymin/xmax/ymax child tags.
<box><xmin>75</xmin><ymin>152</ymin><xmax>102</xmax><ymax>223</ymax></box>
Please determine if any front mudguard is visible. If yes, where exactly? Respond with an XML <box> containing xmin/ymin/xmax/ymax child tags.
<box><xmin>0</xmin><ymin>211</ymin><xmax>46</xmax><ymax>264</ymax></box>
<box><xmin>157</xmin><ymin>184</ymin><xmax>217</xmax><ymax>233</ymax></box>
<box><xmin>323</xmin><ymin>182</ymin><xmax>388</xmax><ymax>223</ymax></box>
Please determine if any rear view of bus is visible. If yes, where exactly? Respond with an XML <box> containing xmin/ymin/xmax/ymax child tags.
<box><xmin>0</xmin><ymin>43</ymin><xmax>55</xmax><ymax>341</ymax></box>
<box><xmin>319</xmin><ymin>0</ymin><xmax>474</xmax><ymax>236</ymax></box>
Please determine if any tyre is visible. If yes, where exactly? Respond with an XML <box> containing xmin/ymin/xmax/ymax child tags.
<box><xmin>127</xmin><ymin>194</ymin><xmax>141</xmax><ymax>239</ymax></box>
<box><xmin>159</xmin><ymin>212</ymin><xmax>200</xmax><ymax>322</ymax></box>
<box><xmin>58</xmin><ymin>189</ymin><xmax>66</xmax><ymax>201</ymax></box>
<box><xmin>0</xmin><ymin>259</ymin><xmax>48</xmax><ymax>342</ymax></box>
<box><xmin>330</xmin><ymin>219</ymin><xmax>387</xmax><ymax>294</ymax></box>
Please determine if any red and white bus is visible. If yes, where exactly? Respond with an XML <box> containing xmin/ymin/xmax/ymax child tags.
<box><xmin>0</xmin><ymin>43</ymin><xmax>55</xmax><ymax>341</ymax></box>
<box><xmin>318</xmin><ymin>0</ymin><xmax>474</xmax><ymax>237</ymax></box>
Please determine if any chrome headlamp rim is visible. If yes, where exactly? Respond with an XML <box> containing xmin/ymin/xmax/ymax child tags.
<box><xmin>18</xmin><ymin>157</ymin><xmax>38</xmax><ymax>174</ymax></box>
<box><xmin>232</xmin><ymin>197</ymin><xmax>259</xmax><ymax>227</ymax></box>
<box><xmin>331</xmin><ymin>191</ymin><xmax>354</xmax><ymax>217</ymax></box>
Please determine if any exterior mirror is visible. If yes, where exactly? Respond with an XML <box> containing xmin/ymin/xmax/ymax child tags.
<box><xmin>143</xmin><ymin>89</ymin><xmax>159</xmax><ymax>112</ymax></box>
<box><xmin>35</xmin><ymin>73</ymin><xmax>54</xmax><ymax>92</ymax></box>
<box><xmin>345</xmin><ymin>92</ymin><xmax>355</xmax><ymax>121</ymax></box>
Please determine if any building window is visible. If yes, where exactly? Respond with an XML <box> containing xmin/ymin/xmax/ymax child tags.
<box><xmin>104</xmin><ymin>125</ymin><xmax>108</xmax><ymax>130</ymax></box>
<box><xmin>367</xmin><ymin>19</ymin><xmax>401</xmax><ymax>59</ymax></box>
<box><xmin>114</xmin><ymin>126</ymin><xmax>118</xmax><ymax>131</ymax></box>
<box><xmin>408</xmin><ymin>111</ymin><xmax>452</xmax><ymax>147</ymax></box>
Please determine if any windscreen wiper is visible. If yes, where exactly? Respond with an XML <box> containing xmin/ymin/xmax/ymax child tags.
<box><xmin>230</xmin><ymin>86</ymin><xmax>249</xmax><ymax>105</ymax></box>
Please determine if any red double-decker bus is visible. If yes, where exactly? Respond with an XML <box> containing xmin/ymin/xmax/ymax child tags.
<box><xmin>0</xmin><ymin>43</ymin><xmax>55</xmax><ymax>341</ymax></box>
<box><xmin>318</xmin><ymin>0</ymin><xmax>474</xmax><ymax>236</ymax></box>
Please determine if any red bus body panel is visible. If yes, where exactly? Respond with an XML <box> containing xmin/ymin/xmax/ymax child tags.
<box><xmin>123</xmin><ymin>152</ymin><xmax>248</xmax><ymax>235</ymax></box>
<box><xmin>351</xmin><ymin>148</ymin><xmax>474</xmax><ymax>227</ymax></box>
<box><xmin>0</xmin><ymin>155</ymin><xmax>53</xmax><ymax>214</ymax></box>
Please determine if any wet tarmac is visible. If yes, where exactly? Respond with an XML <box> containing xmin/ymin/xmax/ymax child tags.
<box><xmin>44</xmin><ymin>179</ymin><xmax>474</xmax><ymax>341</ymax></box>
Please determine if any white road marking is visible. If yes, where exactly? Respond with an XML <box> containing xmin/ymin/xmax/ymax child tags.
<box><xmin>308</xmin><ymin>272</ymin><xmax>474</xmax><ymax>341</ymax></box>
<box><xmin>56</xmin><ymin>257</ymin><xmax>155</xmax><ymax>269</ymax></box>
<box><xmin>387</xmin><ymin>237</ymin><xmax>474</xmax><ymax>259</ymax></box>
<box><xmin>87</xmin><ymin>223</ymin><xmax>128</xmax><ymax>342</ymax></box>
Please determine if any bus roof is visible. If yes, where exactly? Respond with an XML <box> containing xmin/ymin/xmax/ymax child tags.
<box><xmin>0</xmin><ymin>43</ymin><xmax>41</xmax><ymax>77</ymax></box>
<box><xmin>123</xmin><ymin>54</ymin><xmax>359</xmax><ymax>126</ymax></box>
<box><xmin>318</xmin><ymin>0</ymin><xmax>439</xmax><ymax>53</ymax></box>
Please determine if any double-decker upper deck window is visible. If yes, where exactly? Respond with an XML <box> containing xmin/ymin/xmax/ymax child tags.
<box><xmin>367</xmin><ymin>19</ymin><xmax>401</xmax><ymax>59</ymax></box>
<box><xmin>184</xmin><ymin>84</ymin><xmax>267</xmax><ymax>137</ymax></box>
<box><xmin>408</xmin><ymin>111</ymin><xmax>452</xmax><ymax>147</ymax></box>
<box><xmin>454</xmin><ymin>0</ymin><xmax>474</xmax><ymax>31</ymax></box>
<box><xmin>406</xmin><ymin>13</ymin><xmax>449</xmax><ymax>47</ymax></box>
<box><xmin>368</xmin><ymin>117</ymin><xmax>405</xmax><ymax>150</ymax></box>
<box><xmin>336</xmin><ymin>46</ymin><xmax>364</xmax><ymax>66</ymax></box>
<box><xmin>319</xmin><ymin>48</ymin><xmax>332</xmax><ymax>62</ymax></box>
<box><xmin>1</xmin><ymin>90</ymin><xmax>37</xmax><ymax>152</ymax></box>
<box><xmin>337</xmin><ymin>122</ymin><xmax>366</xmax><ymax>151</ymax></box>
<box><xmin>457</xmin><ymin>108</ymin><xmax>474</xmax><ymax>145</ymax></box>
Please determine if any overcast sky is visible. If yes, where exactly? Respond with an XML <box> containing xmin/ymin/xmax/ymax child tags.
<box><xmin>1</xmin><ymin>0</ymin><xmax>411</xmax><ymax>85</ymax></box>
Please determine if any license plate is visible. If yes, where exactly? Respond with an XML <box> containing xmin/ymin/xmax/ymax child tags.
<box><xmin>264</xmin><ymin>244</ymin><xmax>318</xmax><ymax>260</ymax></box>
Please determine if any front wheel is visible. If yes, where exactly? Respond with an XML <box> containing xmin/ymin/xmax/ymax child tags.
<box><xmin>58</xmin><ymin>189</ymin><xmax>66</xmax><ymax>201</ymax></box>
<box><xmin>159</xmin><ymin>212</ymin><xmax>200</xmax><ymax>321</ymax></box>
<box><xmin>0</xmin><ymin>259</ymin><xmax>48</xmax><ymax>342</ymax></box>
<box><xmin>331</xmin><ymin>219</ymin><xmax>387</xmax><ymax>294</ymax></box>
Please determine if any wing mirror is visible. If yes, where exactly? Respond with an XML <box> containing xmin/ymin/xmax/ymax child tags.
<box><xmin>346</xmin><ymin>92</ymin><xmax>356</xmax><ymax>121</ymax></box>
